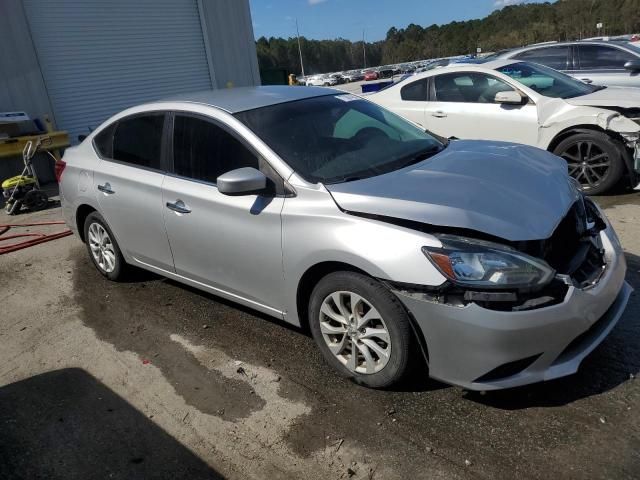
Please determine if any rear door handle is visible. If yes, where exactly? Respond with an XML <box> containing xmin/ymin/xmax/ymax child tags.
<box><xmin>97</xmin><ymin>183</ymin><xmax>115</xmax><ymax>194</ymax></box>
<box><xmin>431</xmin><ymin>111</ymin><xmax>448</xmax><ymax>118</ymax></box>
<box><xmin>166</xmin><ymin>200</ymin><xmax>191</xmax><ymax>214</ymax></box>
<box><xmin>581</xmin><ymin>78</ymin><xmax>593</xmax><ymax>84</ymax></box>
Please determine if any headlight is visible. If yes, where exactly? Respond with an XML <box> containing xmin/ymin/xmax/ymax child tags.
<box><xmin>422</xmin><ymin>235</ymin><xmax>555</xmax><ymax>290</ymax></box>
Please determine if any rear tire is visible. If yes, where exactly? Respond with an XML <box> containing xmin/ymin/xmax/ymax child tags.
<box><xmin>83</xmin><ymin>212</ymin><xmax>128</xmax><ymax>281</ymax></box>
<box><xmin>308</xmin><ymin>271</ymin><xmax>414</xmax><ymax>388</ymax></box>
<box><xmin>553</xmin><ymin>131</ymin><xmax>626</xmax><ymax>195</ymax></box>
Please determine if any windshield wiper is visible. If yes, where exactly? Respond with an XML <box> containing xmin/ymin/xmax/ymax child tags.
<box><xmin>395</xmin><ymin>145</ymin><xmax>445</xmax><ymax>170</ymax></box>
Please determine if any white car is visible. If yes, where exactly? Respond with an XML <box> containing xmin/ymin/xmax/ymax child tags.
<box><xmin>369</xmin><ymin>59</ymin><xmax>640</xmax><ymax>195</ymax></box>
<box><xmin>305</xmin><ymin>75</ymin><xmax>337</xmax><ymax>87</ymax></box>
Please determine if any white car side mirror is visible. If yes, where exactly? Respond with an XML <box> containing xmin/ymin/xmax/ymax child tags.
<box><xmin>495</xmin><ymin>90</ymin><xmax>527</xmax><ymax>105</ymax></box>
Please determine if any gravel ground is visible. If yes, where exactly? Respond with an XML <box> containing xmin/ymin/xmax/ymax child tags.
<box><xmin>0</xmin><ymin>190</ymin><xmax>639</xmax><ymax>480</ymax></box>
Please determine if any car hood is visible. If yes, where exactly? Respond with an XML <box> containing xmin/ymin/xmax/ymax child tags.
<box><xmin>564</xmin><ymin>86</ymin><xmax>640</xmax><ymax>108</ymax></box>
<box><xmin>326</xmin><ymin>140</ymin><xmax>579</xmax><ymax>242</ymax></box>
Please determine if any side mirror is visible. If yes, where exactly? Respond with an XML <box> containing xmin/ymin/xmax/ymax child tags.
<box><xmin>624</xmin><ymin>60</ymin><xmax>640</xmax><ymax>72</ymax></box>
<box><xmin>495</xmin><ymin>90</ymin><xmax>527</xmax><ymax>105</ymax></box>
<box><xmin>217</xmin><ymin>167</ymin><xmax>268</xmax><ymax>196</ymax></box>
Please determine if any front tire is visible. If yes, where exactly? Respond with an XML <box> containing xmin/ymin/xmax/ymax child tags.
<box><xmin>553</xmin><ymin>131</ymin><xmax>626</xmax><ymax>195</ymax></box>
<box><xmin>83</xmin><ymin>212</ymin><xmax>128</xmax><ymax>281</ymax></box>
<box><xmin>308</xmin><ymin>271</ymin><xmax>413</xmax><ymax>388</ymax></box>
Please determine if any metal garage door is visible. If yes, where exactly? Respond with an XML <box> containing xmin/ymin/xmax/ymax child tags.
<box><xmin>22</xmin><ymin>0</ymin><xmax>213</xmax><ymax>143</ymax></box>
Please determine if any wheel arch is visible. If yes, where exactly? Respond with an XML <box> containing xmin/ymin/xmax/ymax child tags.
<box><xmin>75</xmin><ymin>204</ymin><xmax>97</xmax><ymax>242</ymax></box>
<box><xmin>295</xmin><ymin>261</ymin><xmax>430</xmax><ymax>366</ymax></box>
<box><xmin>547</xmin><ymin>125</ymin><xmax>636</xmax><ymax>185</ymax></box>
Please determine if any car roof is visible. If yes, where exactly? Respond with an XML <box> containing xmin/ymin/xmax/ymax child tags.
<box><xmin>499</xmin><ymin>39</ymin><xmax>639</xmax><ymax>57</ymax></box>
<box><xmin>162</xmin><ymin>85</ymin><xmax>338</xmax><ymax>113</ymax></box>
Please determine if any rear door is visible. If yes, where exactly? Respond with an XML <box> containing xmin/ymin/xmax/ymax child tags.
<box><xmin>162</xmin><ymin>113</ymin><xmax>285</xmax><ymax>313</ymax></box>
<box><xmin>385</xmin><ymin>78</ymin><xmax>428</xmax><ymax>127</ymax></box>
<box><xmin>575</xmin><ymin>44</ymin><xmax>640</xmax><ymax>87</ymax></box>
<box><xmin>423</xmin><ymin>71</ymin><xmax>539</xmax><ymax>146</ymax></box>
<box><xmin>92</xmin><ymin>112</ymin><xmax>175</xmax><ymax>271</ymax></box>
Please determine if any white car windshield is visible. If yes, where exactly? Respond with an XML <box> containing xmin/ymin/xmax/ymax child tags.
<box><xmin>495</xmin><ymin>62</ymin><xmax>602</xmax><ymax>99</ymax></box>
<box><xmin>235</xmin><ymin>94</ymin><xmax>444</xmax><ymax>184</ymax></box>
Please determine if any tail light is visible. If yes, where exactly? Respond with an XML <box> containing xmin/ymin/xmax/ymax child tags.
<box><xmin>54</xmin><ymin>159</ymin><xmax>66</xmax><ymax>183</ymax></box>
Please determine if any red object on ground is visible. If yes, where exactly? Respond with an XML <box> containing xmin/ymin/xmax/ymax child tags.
<box><xmin>142</xmin><ymin>359</ymin><xmax>151</xmax><ymax>365</ymax></box>
<box><xmin>0</xmin><ymin>221</ymin><xmax>72</xmax><ymax>255</ymax></box>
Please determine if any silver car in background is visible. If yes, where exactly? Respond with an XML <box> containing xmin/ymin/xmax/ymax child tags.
<box><xmin>491</xmin><ymin>40</ymin><xmax>640</xmax><ymax>88</ymax></box>
<box><xmin>59</xmin><ymin>86</ymin><xmax>631</xmax><ymax>391</ymax></box>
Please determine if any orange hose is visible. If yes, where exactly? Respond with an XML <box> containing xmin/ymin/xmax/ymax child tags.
<box><xmin>0</xmin><ymin>221</ymin><xmax>72</xmax><ymax>254</ymax></box>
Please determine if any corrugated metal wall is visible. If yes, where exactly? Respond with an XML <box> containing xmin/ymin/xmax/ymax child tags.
<box><xmin>0</xmin><ymin>0</ymin><xmax>54</xmax><ymax>121</ymax></box>
<box><xmin>22</xmin><ymin>0</ymin><xmax>214</xmax><ymax>143</ymax></box>
<box><xmin>198</xmin><ymin>0</ymin><xmax>260</xmax><ymax>89</ymax></box>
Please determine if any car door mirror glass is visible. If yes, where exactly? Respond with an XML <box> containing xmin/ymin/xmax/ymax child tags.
<box><xmin>494</xmin><ymin>90</ymin><xmax>527</xmax><ymax>105</ymax></box>
<box><xmin>217</xmin><ymin>167</ymin><xmax>268</xmax><ymax>196</ymax></box>
<box><xmin>624</xmin><ymin>60</ymin><xmax>640</xmax><ymax>72</ymax></box>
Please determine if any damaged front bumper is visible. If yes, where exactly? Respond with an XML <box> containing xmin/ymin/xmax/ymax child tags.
<box><xmin>393</xmin><ymin>226</ymin><xmax>632</xmax><ymax>391</ymax></box>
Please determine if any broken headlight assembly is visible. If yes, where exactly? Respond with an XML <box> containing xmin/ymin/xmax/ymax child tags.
<box><xmin>422</xmin><ymin>235</ymin><xmax>555</xmax><ymax>290</ymax></box>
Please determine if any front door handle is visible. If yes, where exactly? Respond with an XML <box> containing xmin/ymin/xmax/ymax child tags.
<box><xmin>431</xmin><ymin>111</ymin><xmax>448</xmax><ymax>118</ymax></box>
<box><xmin>581</xmin><ymin>78</ymin><xmax>593</xmax><ymax>84</ymax></box>
<box><xmin>97</xmin><ymin>183</ymin><xmax>115</xmax><ymax>194</ymax></box>
<box><xmin>166</xmin><ymin>200</ymin><xmax>191</xmax><ymax>214</ymax></box>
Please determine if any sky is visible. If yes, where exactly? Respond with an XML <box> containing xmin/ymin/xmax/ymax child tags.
<box><xmin>249</xmin><ymin>0</ymin><xmax>555</xmax><ymax>42</ymax></box>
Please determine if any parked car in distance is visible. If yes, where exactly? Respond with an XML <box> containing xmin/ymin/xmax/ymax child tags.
<box><xmin>370</xmin><ymin>59</ymin><xmax>640</xmax><ymax>195</ymax></box>
<box><xmin>305</xmin><ymin>75</ymin><xmax>337</xmax><ymax>87</ymax></box>
<box><xmin>329</xmin><ymin>73</ymin><xmax>346</xmax><ymax>85</ymax></box>
<box><xmin>364</xmin><ymin>70</ymin><xmax>379</xmax><ymax>81</ymax></box>
<box><xmin>59</xmin><ymin>86</ymin><xmax>631</xmax><ymax>391</ymax></box>
<box><xmin>491</xmin><ymin>40</ymin><xmax>640</xmax><ymax>88</ymax></box>
<box><xmin>342</xmin><ymin>71</ymin><xmax>364</xmax><ymax>82</ymax></box>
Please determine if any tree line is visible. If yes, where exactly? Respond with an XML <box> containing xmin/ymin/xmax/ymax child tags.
<box><xmin>256</xmin><ymin>0</ymin><xmax>640</xmax><ymax>75</ymax></box>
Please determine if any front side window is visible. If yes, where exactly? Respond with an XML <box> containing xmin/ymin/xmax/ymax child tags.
<box><xmin>234</xmin><ymin>94</ymin><xmax>443</xmax><ymax>184</ymax></box>
<box><xmin>401</xmin><ymin>79</ymin><xmax>428</xmax><ymax>101</ymax></box>
<box><xmin>496</xmin><ymin>61</ymin><xmax>599</xmax><ymax>99</ymax></box>
<box><xmin>433</xmin><ymin>73</ymin><xmax>515</xmax><ymax>103</ymax></box>
<box><xmin>577</xmin><ymin>45</ymin><xmax>636</xmax><ymax>70</ymax></box>
<box><xmin>513</xmin><ymin>46</ymin><xmax>570</xmax><ymax>70</ymax></box>
<box><xmin>172</xmin><ymin>115</ymin><xmax>259</xmax><ymax>184</ymax></box>
<box><xmin>111</xmin><ymin>114</ymin><xmax>165</xmax><ymax>169</ymax></box>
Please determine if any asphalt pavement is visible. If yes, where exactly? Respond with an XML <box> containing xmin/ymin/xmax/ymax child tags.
<box><xmin>1</xmin><ymin>190</ymin><xmax>639</xmax><ymax>479</ymax></box>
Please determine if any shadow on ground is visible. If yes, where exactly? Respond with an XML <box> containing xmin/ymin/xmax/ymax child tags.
<box><xmin>465</xmin><ymin>251</ymin><xmax>640</xmax><ymax>409</ymax></box>
<box><xmin>0</xmin><ymin>368</ymin><xmax>222</xmax><ymax>480</ymax></box>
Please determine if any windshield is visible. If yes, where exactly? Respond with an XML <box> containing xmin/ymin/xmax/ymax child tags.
<box><xmin>495</xmin><ymin>61</ymin><xmax>599</xmax><ymax>99</ymax></box>
<box><xmin>234</xmin><ymin>94</ymin><xmax>444</xmax><ymax>184</ymax></box>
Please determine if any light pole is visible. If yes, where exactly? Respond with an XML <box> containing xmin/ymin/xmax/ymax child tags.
<box><xmin>362</xmin><ymin>29</ymin><xmax>366</xmax><ymax>69</ymax></box>
<box><xmin>296</xmin><ymin>18</ymin><xmax>305</xmax><ymax>78</ymax></box>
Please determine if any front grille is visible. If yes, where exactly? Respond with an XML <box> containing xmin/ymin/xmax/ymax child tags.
<box><xmin>518</xmin><ymin>197</ymin><xmax>606</xmax><ymax>288</ymax></box>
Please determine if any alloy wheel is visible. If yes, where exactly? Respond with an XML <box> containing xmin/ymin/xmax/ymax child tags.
<box><xmin>319</xmin><ymin>291</ymin><xmax>391</xmax><ymax>374</ymax></box>
<box><xmin>560</xmin><ymin>140</ymin><xmax>611</xmax><ymax>190</ymax></box>
<box><xmin>88</xmin><ymin>222</ymin><xmax>116</xmax><ymax>273</ymax></box>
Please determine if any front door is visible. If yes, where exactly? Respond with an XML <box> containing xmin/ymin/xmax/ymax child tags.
<box><xmin>162</xmin><ymin>113</ymin><xmax>285</xmax><ymax>314</ymax></box>
<box><xmin>424</xmin><ymin>71</ymin><xmax>539</xmax><ymax>146</ymax></box>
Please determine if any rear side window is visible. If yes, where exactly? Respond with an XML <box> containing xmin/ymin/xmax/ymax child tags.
<box><xmin>513</xmin><ymin>46</ymin><xmax>570</xmax><ymax>70</ymax></box>
<box><xmin>111</xmin><ymin>114</ymin><xmax>165</xmax><ymax>169</ymax></box>
<box><xmin>172</xmin><ymin>115</ymin><xmax>259</xmax><ymax>184</ymax></box>
<box><xmin>401</xmin><ymin>79</ymin><xmax>428</xmax><ymax>101</ymax></box>
<box><xmin>577</xmin><ymin>45</ymin><xmax>636</xmax><ymax>70</ymax></box>
<box><xmin>93</xmin><ymin>123</ymin><xmax>116</xmax><ymax>158</ymax></box>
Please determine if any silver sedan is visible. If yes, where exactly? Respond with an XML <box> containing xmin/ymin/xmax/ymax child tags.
<box><xmin>58</xmin><ymin>86</ymin><xmax>631</xmax><ymax>390</ymax></box>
